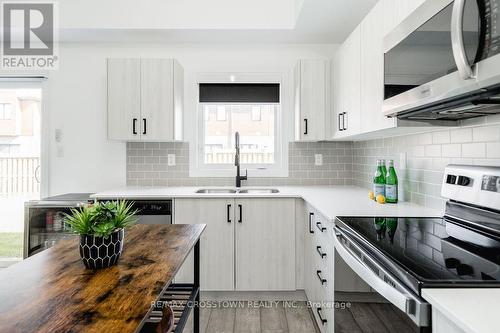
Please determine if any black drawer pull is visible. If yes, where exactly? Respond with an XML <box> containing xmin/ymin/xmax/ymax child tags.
<box><xmin>316</xmin><ymin>270</ymin><xmax>327</xmax><ymax>285</ymax></box>
<box><xmin>316</xmin><ymin>246</ymin><xmax>326</xmax><ymax>258</ymax></box>
<box><xmin>316</xmin><ymin>222</ymin><xmax>326</xmax><ymax>232</ymax></box>
<box><xmin>309</xmin><ymin>213</ymin><xmax>314</xmax><ymax>234</ymax></box>
<box><xmin>238</xmin><ymin>204</ymin><xmax>242</xmax><ymax>223</ymax></box>
<box><xmin>316</xmin><ymin>307</ymin><xmax>327</xmax><ymax>325</ymax></box>
<box><xmin>227</xmin><ymin>204</ymin><xmax>232</xmax><ymax>223</ymax></box>
<box><xmin>304</xmin><ymin>118</ymin><xmax>308</xmax><ymax>135</ymax></box>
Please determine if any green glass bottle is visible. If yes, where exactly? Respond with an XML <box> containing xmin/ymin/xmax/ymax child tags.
<box><xmin>385</xmin><ymin>160</ymin><xmax>398</xmax><ymax>203</ymax></box>
<box><xmin>386</xmin><ymin>218</ymin><xmax>398</xmax><ymax>244</ymax></box>
<box><xmin>373</xmin><ymin>160</ymin><xmax>386</xmax><ymax>198</ymax></box>
<box><xmin>381</xmin><ymin>159</ymin><xmax>388</xmax><ymax>178</ymax></box>
<box><xmin>374</xmin><ymin>217</ymin><xmax>386</xmax><ymax>241</ymax></box>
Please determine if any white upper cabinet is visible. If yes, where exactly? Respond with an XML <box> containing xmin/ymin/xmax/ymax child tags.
<box><xmin>333</xmin><ymin>0</ymin><xmax>436</xmax><ymax>139</ymax></box>
<box><xmin>360</xmin><ymin>0</ymin><xmax>395</xmax><ymax>133</ymax></box>
<box><xmin>107</xmin><ymin>58</ymin><xmax>183</xmax><ymax>141</ymax></box>
<box><xmin>107</xmin><ymin>59</ymin><xmax>141</xmax><ymax>141</ymax></box>
<box><xmin>294</xmin><ymin>59</ymin><xmax>331</xmax><ymax>141</ymax></box>
<box><xmin>334</xmin><ymin>26</ymin><xmax>361</xmax><ymax>138</ymax></box>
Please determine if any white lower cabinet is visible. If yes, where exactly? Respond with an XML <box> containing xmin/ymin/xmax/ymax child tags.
<box><xmin>174</xmin><ymin>198</ymin><xmax>296</xmax><ymax>291</ymax></box>
<box><xmin>174</xmin><ymin>198</ymin><xmax>234</xmax><ymax>291</ymax></box>
<box><xmin>432</xmin><ymin>307</ymin><xmax>466</xmax><ymax>333</ymax></box>
<box><xmin>304</xmin><ymin>205</ymin><xmax>335</xmax><ymax>332</ymax></box>
<box><xmin>304</xmin><ymin>204</ymin><xmax>372</xmax><ymax>332</ymax></box>
<box><xmin>235</xmin><ymin>198</ymin><xmax>296</xmax><ymax>291</ymax></box>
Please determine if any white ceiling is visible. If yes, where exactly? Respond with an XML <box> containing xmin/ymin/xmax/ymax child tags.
<box><xmin>60</xmin><ymin>0</ymin><xmax>378</xmax><ymax>43</ymax></box>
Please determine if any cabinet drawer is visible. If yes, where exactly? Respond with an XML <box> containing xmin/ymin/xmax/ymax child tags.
<box><xmin>311</xmin><ymin>304</ymin><xmax>333</xmax><ymax>333</ymax></box>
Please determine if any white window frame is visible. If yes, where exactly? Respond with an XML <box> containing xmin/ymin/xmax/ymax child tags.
<box><xmin>189</xmin><ymin>73</ymin><xmax>290</xmax><ymax>178</ymax></box>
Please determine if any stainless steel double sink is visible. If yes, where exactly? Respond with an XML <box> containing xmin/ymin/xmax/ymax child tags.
<box><xmin>195</xmin><ymin>188</ymin><xmax>279</xmax><ymax>194</ymax></box>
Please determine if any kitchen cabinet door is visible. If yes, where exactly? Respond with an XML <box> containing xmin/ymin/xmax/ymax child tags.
<box><xmin>235</xmin><ymin>198</ymin><xmax>296</xmax><ymax>291</ymax></box>
<box><xmin>382</xmin><ymin>0</ymin><xmax>426</xmax><ymax>35</ymax></box>
<box><xmin>107</xmin><ymin>59</ymin><xmax>141</xmax><ymax>141</ymax></box>
<box><xmin>174</xmin><ymin>198</ymin><xmax>235</xmax><ymax>291</ymax></box>
<box><xmin>140</xmin><ymin>59</ymin><xmax>175</xmax><ymax>141</ymax></box>
<box><xmin>335</xmin><ymin>27</ymin><xmax>361</xmax><ymax>138</ymax></box>
<box><xmin>303</xmin><ymin>208</ymin><xmax>316</xmax><ymax>302</ymax></box>
<box><xmin>360</xmin><ymin>1</ymin><xmax>396</xmax><ymax>133</ymax></box>
<box><xmin>295</xmin><ymin>59</ymin><xmax>330</xmax><ymax>141</ymax></box>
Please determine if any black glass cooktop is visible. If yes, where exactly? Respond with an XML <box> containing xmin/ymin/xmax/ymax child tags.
<box><xmin>335</xmin><ymin>216</ymin><xmax>500</xmax><ymax>292</ymax></box>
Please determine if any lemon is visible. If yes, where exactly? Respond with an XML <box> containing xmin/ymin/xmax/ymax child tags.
<box><xmin>368</xmin><ymin>191</ymin><xmax>375</xmax><ymax>200</ymax></box>
<box><xmin>376</xmin><ymin>194</ymin><xmax>386</xmax><ymax>204</ymax></box>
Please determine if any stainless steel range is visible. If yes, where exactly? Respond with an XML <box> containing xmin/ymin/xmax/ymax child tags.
<box><xmin>334</xmin><ymin>165</ymin><xmax>500</xmax><ymax>331</ymax></box>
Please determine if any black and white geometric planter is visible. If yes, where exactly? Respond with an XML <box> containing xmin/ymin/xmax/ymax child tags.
<box><xmin>79</xmin><ymin>229</ymin><xmax>124</xmax><ymax>269</ymax></box>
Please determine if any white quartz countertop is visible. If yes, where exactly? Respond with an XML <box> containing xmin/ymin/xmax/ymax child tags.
<box><xmin>91</xmin><ymin>186</ymin><xmax>443</xmax><ymax>220</ymax></box>
<box><xmin>422</xmin><ymin>288</ymin><xmax>500</xmax><ymax>333</ymax></box>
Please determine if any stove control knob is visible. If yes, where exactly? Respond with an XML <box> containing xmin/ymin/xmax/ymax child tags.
<box><xmin>445</xmin><ymin>258</ymin><xmax>460</xmax><ymax>269</ymax></box>
<box><xmin>457</xmin><ymin>264</ymin><xmax>474</xmax><ymax>276</ymax></box>
<box><xmin>457</xmin><ymin>176</ymin><xmax>471</xmax><ymax>186</ymax></box>
<box><xmin>446</xmin><ymin>174</ymin><xmax>457</xmax><ymax>184</ymax></box>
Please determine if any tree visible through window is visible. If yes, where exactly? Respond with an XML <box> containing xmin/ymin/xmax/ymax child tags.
<box><xmin>202</xmin><ymin>104</ymin><xmax>276</xmax><ymax>165</ymax></box>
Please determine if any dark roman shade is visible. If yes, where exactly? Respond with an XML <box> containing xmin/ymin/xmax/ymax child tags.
<box><xmin>199</xmin><ymin>83</ymin><xmax>280</xmax><ymax>103</ymax></box>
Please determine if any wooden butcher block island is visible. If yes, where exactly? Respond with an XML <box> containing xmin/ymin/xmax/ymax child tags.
<box><xmin>0</xmin><ymin>224</ymin><xmax>205</xmax><ymax>333</ymax></box>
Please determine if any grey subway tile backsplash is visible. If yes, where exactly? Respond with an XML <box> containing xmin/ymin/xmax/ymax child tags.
<box><xmin>126</xmin><ymin>123</ymin><xmax>500</xmax><ymax>211</ymax></box>
<box><xmin>352</xmin><ymin>124</ymin><xmax>500</xmax><ymax>210</ymax></box>
<box><xmin>127</xmin><ymin>141</ymin><xmax>354</xmax><ymax>187</ymax></box>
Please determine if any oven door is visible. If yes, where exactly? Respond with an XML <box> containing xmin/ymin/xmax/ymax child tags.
<box><xmin>382</xmin><ymin>0</ymin><xmax>498</xmax><ymax>118</ymax></box>
<box><xmin>334</xmin><ymin>225</ymin><xmax>431</xmax><ymax>328</ymax></box>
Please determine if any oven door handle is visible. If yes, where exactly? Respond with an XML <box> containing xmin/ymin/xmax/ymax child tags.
<box><xmin>333</xmin><ymin>226</ymin><xmax>430</xmax><ymax>327</ymax></box>
<box><xmin>451</xmin><ymin>0</ymin><xmax>475</xmax><ymax>80</ymax></box>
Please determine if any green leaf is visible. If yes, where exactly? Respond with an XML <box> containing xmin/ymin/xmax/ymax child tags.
<box><xmin>64</xmin><ymin>200</ymin><xmax>137</xmax><ymax>236</ymax></box>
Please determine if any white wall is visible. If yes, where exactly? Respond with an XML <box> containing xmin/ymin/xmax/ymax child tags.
<box><xmin>45</xmin><ymin>42</ymin><xmax>337</xmax><ymax>195</ymax></box>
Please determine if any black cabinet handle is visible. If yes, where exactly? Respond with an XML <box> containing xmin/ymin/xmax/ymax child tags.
<box><xmin>316</xmin><ymin>222</ymin><xmax>326</xmax><ymax>233</ymax></box>
<box><xmin>303</xmin><ymin>118</ymin><xmax>308</xmax><ymax>135</ymax></box>
<box><xmin>142</xmin><ymin>118</ymin><xmax>147</xmax><ymax>135</ymax></box>
<box><xmin>132</xmin><ymin>118</ymin><xmax>138</xmax><ymax>135</ymax></box>
<box><xmin>342</xmin><ymin>112</ymin><xmax>347</xmax><ymax>130</ymax></box>
<box><xmin>316</xmin><ymin>270</ymin><xmax>327</xmax><ymax>285</ymax></box>
<box><xmin>338</xmin><ymin>113</ymin><xmax>343</xmax><ymax>131</ymax></box>
<box><xmin>316</xmin><ymin>246</ymin><xmax>326</xmax><ymax>258</ymax></box>
<box><xmin>309</xmin><ymin>213</ymin><xmax>314</xmax><ymax>234</ymax></box>
<box><xmin>238</xmin><ymin>204</ymin><xmax>242</xmax><ymax>223</ymax></box>
<box><xmin>316</xmin><ymin>307</ymin><xmax>327</xmax><ymax>325</ymax></box>
<box><xmin>227</xmin><ymin>204</ymin><xmax>232</xmax><ymax>223</ymax></box>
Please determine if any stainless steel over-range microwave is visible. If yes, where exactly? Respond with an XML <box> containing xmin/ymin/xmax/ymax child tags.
<box><xmin>383</xmin><ymin>0</ymin><xmax>500</xmax><ymax>121</ymax></box>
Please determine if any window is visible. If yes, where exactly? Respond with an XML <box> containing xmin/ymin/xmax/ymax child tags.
<box><xmin>202</xmin><ymin>104</ymin><xmax>276</xmax><ymax>165</ymax></box>
<box><xmin>192</xmin><ymin>79</ymin><xmax>288</xmax><ymax>177</ymax></box>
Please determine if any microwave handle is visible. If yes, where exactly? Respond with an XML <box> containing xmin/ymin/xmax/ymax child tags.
<box><xmin>333</xmin><ymin>226</ymin><xmax>430</xmax><ymax>327</ymax></box>
<box><xmin>451</xmin><ymin>0</ymin><xmax>475</xmax><ymax>80</ymax></box>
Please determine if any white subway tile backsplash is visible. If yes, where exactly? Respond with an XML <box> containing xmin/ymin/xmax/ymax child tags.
<box><xmin>473</xmin><ymin>126</ymin><xmax>500</xmax><ymax>142</ymax></box>
<box><xmin>487</xmin><ymin>142</ymin><xmax>500</xmax><ymax>158</ymax></box>
<box><xmin>424</xmin><ymin>145</ymin><xmax>441</xmax><ymax>157</ymax></box>
<box><xmin>450</xmin><ymin>128</ymin><xmax>473</xmax><ymax>143</ymax></box>
<box><xmin>432</xmin><ymin>131</ymin><xmax>450</xmax><ymax>144</ymax></box>
<box><xmin>441</xmin><ymin>144</ymin><xmax>461</xmax><ymax>158</ymax></box>
<box><xmin>462</xmin><ymin>143</ymin><xmax>486</xmax><ymax>158</ymax></box>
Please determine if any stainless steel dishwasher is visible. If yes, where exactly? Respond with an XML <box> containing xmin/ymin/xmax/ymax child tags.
<box><xmin>126</xmin><ymin>200</ymin><xmax>173</xmax><ymax>225</ymax></box>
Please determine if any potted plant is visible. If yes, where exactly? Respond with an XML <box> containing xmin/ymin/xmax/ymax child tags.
<box><xmin>65</xmin><ymin>200</ymin><xmax>138</xmax><ymax>269</ymax></box>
